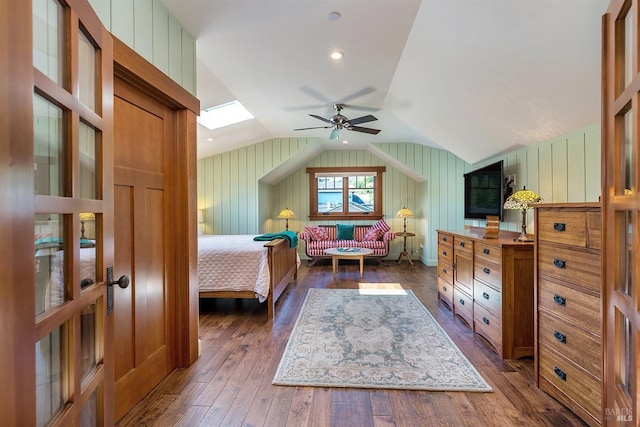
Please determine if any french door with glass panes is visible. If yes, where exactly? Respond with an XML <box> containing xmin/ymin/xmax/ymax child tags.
<box><xmin>1</xmin><ymin>0</ymin><xmax>116</xmax><ymax>424</ymax></box>
<box><xmin>602</xmin><ymin>1</ymin><xmax>640</xmax><ymax>425</ymax></box>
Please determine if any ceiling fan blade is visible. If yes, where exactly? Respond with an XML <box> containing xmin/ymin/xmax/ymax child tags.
<box><xmin>329</xmin><ymin>128</ymin><xmax>341</xmax><ymax>140</ymax></box>
<box><xmin>293</xmin><ymin>125</ymin><xmax>333</xmax><ymax>131</ymax></box>
<box><xmin>299</xmin><ymin>86</ymin><xmax>331</xmax><ymax>103</ymax></box>
<box><xmin>348</xmin><ymin>114</ymin><xmax>377</xmax><ymax>125</ymax></box>
<box><xmin>338</xmin><ymin>87</ymin><xmax>376</xmax><ymax>104</ymax></box>
<box><xmin>309</xmin><ymin>114</ymin><xmax>334</xmax><ymax>125</ymax></box>
<box><xmin>348</xmin><ymin>126</ymin><xmax>381</xmax><ymax>135</ymax></box>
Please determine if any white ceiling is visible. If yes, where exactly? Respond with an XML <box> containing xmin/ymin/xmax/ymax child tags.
<box><xmin>162</xmin><ymin>0</ymin><xmax>609</xmax><ymax>165</ymax></box>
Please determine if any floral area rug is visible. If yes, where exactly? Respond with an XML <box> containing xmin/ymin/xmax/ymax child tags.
<box><xmin>273</xmin><ymin>288</ymin><xmax>492</xmax><ymax>392</ymax></box>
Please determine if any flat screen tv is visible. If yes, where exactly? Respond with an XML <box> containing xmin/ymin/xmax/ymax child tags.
<box><xmin>463</xmin><ymin>160</ymin><xmax>504</xmax><ymax>220</ymax></box>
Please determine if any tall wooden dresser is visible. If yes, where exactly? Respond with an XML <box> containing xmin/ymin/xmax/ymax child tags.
<box><xmin>533</xmin><ymin>203</ymin><xmax>602</xmax><ymax>426</ymax></box>
<box><xmin>437</xmin><ymin>227</ymin><xmax>534</xmax><ymax>359</ymax></box>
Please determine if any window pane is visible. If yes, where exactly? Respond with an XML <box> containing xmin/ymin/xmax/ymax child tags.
<box><xmin>36</xmin><ymin>323</ymin><xmax>69</xmax><ymax>427</ymax></box>
<box><xmin>35</xmin><ymin>213</ymin><xmax>66</xmax><ymax>315</ymax></box>
<box><xmin>79</xmin><ymin>212</ymin><xmax>97</xmax><ymax>289</ymax></box>
<box><xmin>348</xmin><ymin>175</ymin><xmax>375</xmax><ymax>213</ymax></box>
<box><xmin>34</xmin><ymin>93</ymin><xmax>66</xmax><ymax>196</ymax></box>
<box><xmin>616</xmin><ymin>211</ymin><xmax>634</xmax><ymax>297</ymax></box>
<box><xmin>78</xmin><ymin>29</ymin><xmax>97</xmax><ymax>112</ymax></box>
<box><xmin>616</xmin><ymin>309</ymin><xmax>633</xmax><ymax>399</ymax></box>
<box><xmin>79</xmin><ymin>122</ymin><xmax>98</xmax><ymax>200</ymax></box>
<box><xmin>622</xmin><ymin>109</ymin><xmax>633</xmax><ymax>193</ymax></box>
<box><xmin>33</xmin><ymin>0</ymin><xmax>66</xmax><ymax>86</ymax></box>
<box><xmin>80</xmin><ymin>385</ymin><xmax>101</xmax><ymax>427</ymax></box>
<box><xmin>80</xmin><ymin>301</ymin><xmax>99</xmax><ymax>383</ymax></box>
<box><xmin>624</xmin><ymin>7</ymin><xmax>633</xmax><ymax>87</ymax></box>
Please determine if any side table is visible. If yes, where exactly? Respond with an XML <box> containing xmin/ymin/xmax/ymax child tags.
<box><xmin>396</xmin><ymin>231</ymin><xmax>415</xmax><ymax>265</ymax></box>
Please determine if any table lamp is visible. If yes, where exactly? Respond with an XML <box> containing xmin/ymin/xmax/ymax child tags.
<box><xmin>503</xmin><ymin>187</ymin><xmax>543</xmax><ymax>242</ymax></box>
<box><xmin>396</xmin><ymin>207</ymin><xmax>415</xmax><ymax>233</ymax></box>
<box><xmin>79</xmin><ymin>212</ymin><xmax>95</xmax><ymax>240</ymax></box>
<box><xmin>277</xmin><ymin>208</ymin><xmax>296</xmax><ymax>231</ymax></box>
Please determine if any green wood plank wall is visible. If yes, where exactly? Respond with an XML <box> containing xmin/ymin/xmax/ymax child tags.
<box><xmin>87</xmin><ymin>0</ymin><xmax>196</xmax><ymax>95</ymax></box>
<box><xmin>197</xmin><ymin>125</ymin><xmax>601</xmax><ymax>266</ymax></box>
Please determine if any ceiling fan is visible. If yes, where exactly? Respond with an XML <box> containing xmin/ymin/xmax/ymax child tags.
<box><xmin>293</xmin><ymin>104</ymin><xmax>381</xmax><ymax>140</ymax></box>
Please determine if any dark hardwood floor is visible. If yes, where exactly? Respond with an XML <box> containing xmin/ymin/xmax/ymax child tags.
<box><xmin>118</xmin><ymin>260</ymin><xmax>587</xmax><ymax>427</ymax></box>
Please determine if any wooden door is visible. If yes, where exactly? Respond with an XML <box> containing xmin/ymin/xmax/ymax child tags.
<box><xmin>602</xmin><ymin>1</ymin><xmax>639</xmax><ymax>424</ymax></box>
<box><xmin>0</xmin><ymin>0</ymin><xmax>117</xmax><ymax>424</ymax></box>
<box><xmin>112</xmin><ymin>76</ymin><xmax>177</xmax><ymax>420</ymax></box>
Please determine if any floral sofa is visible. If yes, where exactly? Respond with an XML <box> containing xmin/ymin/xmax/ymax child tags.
<box><xmin>297</xmin><ymin>220</ymin><xmax>396</xmax><ymax>265</ymax></box>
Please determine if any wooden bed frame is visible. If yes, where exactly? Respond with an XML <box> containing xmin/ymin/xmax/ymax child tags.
<box><xmin>198</xmin><ymin>238</ymin><xmax>298</xmax><ymax>319</ymax></box>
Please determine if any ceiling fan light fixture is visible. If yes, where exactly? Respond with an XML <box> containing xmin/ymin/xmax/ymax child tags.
<box><xmin>328</xmin><ymin>11</ymin><xmax>341</xmax><ymax>21</ymax></box>
<box><xmin>330</xmin><ymin>51</ymin><xmax>343</xmax><ymax>60</ymax></box>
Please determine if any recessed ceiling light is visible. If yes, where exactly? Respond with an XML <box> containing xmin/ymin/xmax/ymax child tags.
<box><xmin>328</xmin><ymin>11</ymin><xmax>341</xmax><ymax>21</ymax></box>
<box><xmin>330</xmin><ymin>51</ymin><xmax>344</xmax><ymax>60</ymax></box>
<box><xmin>342</xmin><ymin>140</ymin><xmax>348</xmax><ymax>144</ymax></box>
<box><xmin>207</xmin><ymin>138</ymin><xmax>213</xmax><ymax>141</ymax></box>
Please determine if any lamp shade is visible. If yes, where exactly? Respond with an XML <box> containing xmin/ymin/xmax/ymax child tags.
<box><xmin>277</xmin><ymin>208</ymin><xmax>296</xmax><ymax>219</ymax></box>
<box><xmin>503</xmin><ymin>187</ymin><xmax>543</xmax><ymax>211</ymax></box>
<box><xmin>396</xmin><ymin>207</ymin><xmax>415</xmax><ymax>218</ymax></box>
<box><xmin>79</xmin><ymin>212</ymin><xmax>95</xmax><ymax>221</ymax></box>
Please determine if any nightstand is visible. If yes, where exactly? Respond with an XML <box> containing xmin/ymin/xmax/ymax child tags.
<box><xmin>396</xmin><ymin>231</ymin><xmax>415</xmax><ymax>265</ymax></box>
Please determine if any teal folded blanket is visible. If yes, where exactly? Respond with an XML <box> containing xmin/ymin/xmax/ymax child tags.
<box><xmin>253</xmin><ymin>231</ymin><xmax>298</xmax><ymax>248</ymax></box>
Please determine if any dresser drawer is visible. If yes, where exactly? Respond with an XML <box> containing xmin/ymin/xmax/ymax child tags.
<box><xmin>539</xmin><ymin>345</ymin><xmax>601</xmax><ymax>420</ymax></box>
<box><xmin>438</xmin><ymin>277</ymin><xmax>453</xmax><ymax>308</ymax></box>
<box><xmin>454</xmin><ymin>236</ymin><xmax>473</xmax><ymax>256</ymax></box>
<box><xmin>474</xmin><ymin>279</ymin><xmax>502</xmax><ymax>315</ymax></box>
<box><xmin>438</xmin><ymin>242</ymin><xmax>453</xmax><ymax>265</ymax></box>
<box><xmin>437</xmin><ymin>261</ymin><xmax>453</xmax><ymax>285</ymax></box>
<box><xmin>587</xmin><ymin>211</ymin><xmax>601</xmax><ymax>250</ymax></box>
<box><xmin>474</xmin><ymin>303</ymin><xmax>502</xmax><ymax>354</ymax></box>
<box><xmin>538</xmin><ymin>278</ymin><xmax>600</xmax><ymax>328</ymax></box>
<box><xmin>474</xmin><ymin>241</ymin><xmax>501</xmax><ymax>265</ymax></box>
<box><xmin>453</xmin><ymin>287</ymin><xmax>473</xmax><ymax>327</ymax></box>
<box><xmin>474</xmin><ymin>259</ymin><xmax>502</xmax><ymax>290</ymax></box>
<box><xmin>538</xmin><ymin>244</ymin><xmax>600</xmax><ymax>293</ymax></box>
<box><xmin>438</xmin><ymin>232</ymin><xmax>453</xmax><ymax>246</ymax></box>
<box><xmin>537</xmin><ymin>210</ymin><xmax>588</xmax><ymax>247</ymax></box>
<box><xmin>538</xmin><ymin>311</ymin><xmax>601</xmax><ymax>377</ymax></box>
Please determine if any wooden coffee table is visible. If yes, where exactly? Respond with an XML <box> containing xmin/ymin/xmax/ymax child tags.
<box><xmin>325</xmin><ymin>247</ymin><xmax>374</xmax><ymax>277</ymax></box>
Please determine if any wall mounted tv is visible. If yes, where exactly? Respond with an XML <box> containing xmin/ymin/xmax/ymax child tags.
<box><xmin>463</xmin><ymin>160</ymin><xmax>504</xmax><ymax>221</ymax></box>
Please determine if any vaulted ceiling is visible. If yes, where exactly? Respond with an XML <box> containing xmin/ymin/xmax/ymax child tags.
<box><xmin>162</xmin><ymin>0</ymin><xmax>608</xmax><ymax>165</ymax></box>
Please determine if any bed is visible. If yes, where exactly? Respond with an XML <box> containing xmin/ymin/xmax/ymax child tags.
<box><xmin>197</xmin><ymin>235</ymin><xmax>299</xmax><ymax>319</ymax></box>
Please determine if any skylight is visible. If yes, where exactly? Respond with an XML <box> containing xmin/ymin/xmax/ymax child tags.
<box><xmin>197</xmin><ymin>100</ymin><xmax>253</xmax><ymax>130</ymax></box>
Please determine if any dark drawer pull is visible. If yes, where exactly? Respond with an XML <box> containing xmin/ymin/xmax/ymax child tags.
<box><xmin>554</xmin><ymin>366</ymin><xmax>567</xmax><ymax>381</ymax></box>
<box><xmin>460</xmin><ymin>242</ymin><xmax>465</xmax><ymax>247</ymax></box>
<box><xmin>459</xmin><ymin>299</ymin><xmax>465</xmax><ymax>305</ymax></box>
<box><xmin>483</xmin><ymin>248</ymin><xmax>490</xmax><ymax>255</ymax></box>
<box><xmin>442</xmin><ymin>251</ymin><xmax>447</xmax><ymax>256</ymax></box>
<box><xmin>442</xmin><ymin>268</ymin><xmax>447</xmax><ymax>274</ymax></box>
<box><xmin>482</xmin><ymin>317</ymin><xmax>490</xmax><ymax>325</ymax></box>
<box><xmin>553</xmin><ymin>259</ymin><xmax>566</xmax><ymax>269</ymax></box>
<box><xmin>443</xmin><ymin>237</ymin><xmax>447</xmax><ymax>242</ymax></box>
<box><xmin>553</xmin><ymin>223</ymin><xmax>566</xmax><ymax>232</ymax></box>
<box><xmin>482</xmin><ymin>292</ymin><xmax>490</xmax><ymax>300</ymax></box>
<box><xmin>553</xmin><ymin>294</ymin><xmax>566</xmax><ymax>306</ymax></box>
<box><xmin>442</xmin><ymin>286</ymin><xmax>447</xmax><ymax>292</ymax></box>
<box><xmin>482</xmin><ymin>267</ymin><xmax>490</xmax><ymax>274</ymax></box>
<box><xmin>554</xmin><ymin>330</ymin><xmax>566</xmax><ymax>343</ymax></box>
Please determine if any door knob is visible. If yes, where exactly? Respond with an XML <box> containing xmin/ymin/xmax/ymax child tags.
<box><xmin>109</xmin><ymin>274</ymin><xmax>130</xmax><ymax>289</ymax></box>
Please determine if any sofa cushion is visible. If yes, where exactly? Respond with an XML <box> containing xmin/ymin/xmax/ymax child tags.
<box><xmin>336</xmin><ymin>224</ymin><xmax>354</xmax><ymax>240</ymax></box>
<box><xmin>371</xmin><ymin>218</ymin><xmax>391</xmax><ymax>234</ymax></box>
<box><xmin>362</xmin><ymin>227</ymin><xmax>382</xmax><ymax>241</ymax></box>
<box><xmin>304</xmin><ymin>226</ymin><xmax>330</xmax><ymax>241</ymax></box>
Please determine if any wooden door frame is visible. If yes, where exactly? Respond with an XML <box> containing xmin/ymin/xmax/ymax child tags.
<box><xmin>112</xmin><ymin>37</ymin><xmax>200</xmax><ymax>367</ymax></box>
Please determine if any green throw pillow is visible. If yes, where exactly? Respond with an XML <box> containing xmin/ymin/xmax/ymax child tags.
<box><xmin>336</xmin><ymin>224</ymin><xmax>355</xmax><ymax>240</ymax></box>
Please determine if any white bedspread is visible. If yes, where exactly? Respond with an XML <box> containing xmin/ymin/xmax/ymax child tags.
<box><xmin>198</xmin><ymin>235</ymin><xmax>272</xmax><ymax>302</ymax></box>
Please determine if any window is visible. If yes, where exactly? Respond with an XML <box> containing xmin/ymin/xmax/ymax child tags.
<box><xmin>307</xmin><ymin>167</ymin><xmax>385</xmax><ymax>220</ymax></box>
